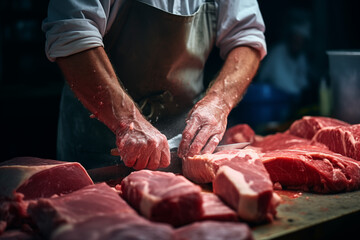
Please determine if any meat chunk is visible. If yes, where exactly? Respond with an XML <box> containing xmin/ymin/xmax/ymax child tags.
<box><xmin>183</xmin><ymin>149</ymin><xmax>260</xmax><ymax>183</ymax></box>
<box><xmin>289</xmin><ymin>116</ymin><xmax>349</xmax><ymax>139</ymax></box>
<box><xmin>213</xmin><ymin>156</ymin><xmax>280</xmax><ymax>223</ymax></box>
<box><xmin>174</xmin><ymin>221</ymin><xmax>253</xmax><ymax>240</ymax></box>
<box><xmin>27</xmin><ymin>183</ymin><xmax>135</xmax><ymax>237</ymax></box>
<box><xmin>0</xmin><ymin>157</ymin><xmax>93</xmax><ymax>200</ymax></box>
<box><xmin>313</xmin><ymin>124</ymin><xmax>360</xmax><ymax>161</ymax></box>
<box><xmin>262</xmin><ymin>149</ymin><xmax>360</xmax><ymax>193</ymax></box>
<box><xmin>221</xmin><ymin>124</ymin><xmax>255</xmax><ymax>144</ymax></box>
<box><xmin>251</xmin><ymin>132</ymin><xmax>328</xmax><ymax>153</ymax></box>
<box><xmin>199</xmin><ymin>192</ymin><xmax>238</xmax><ymax>222</ymax></box>
<box><xmin>121</xmin><ymin>170</ymin><xmax>203</xmax><ymax>226</ymax></box>
<box><xmin>52</xmin><ymin>213</ymin><xmax>174</xmax><ymax>240</ymax></box>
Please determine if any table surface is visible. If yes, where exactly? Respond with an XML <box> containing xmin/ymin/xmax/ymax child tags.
<box><xmin>252</xmin><ymin>190</ymin><xmax>360</xmax><ymax>239</ymax></box>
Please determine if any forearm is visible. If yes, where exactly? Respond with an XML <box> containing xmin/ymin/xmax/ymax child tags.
<box><xmin>204</xmin><ymin>46</ymin><xmax>261</xmax><ymax>114</ymax></box>
<box><xmin>56</xmin><ymin>46</ymin><xmax>141</xmax><ymax>133</ymax></box>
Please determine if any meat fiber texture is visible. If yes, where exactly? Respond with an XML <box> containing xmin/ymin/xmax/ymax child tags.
<box><xmin>262</xmin><ymin>148</ymin><xmax>360</xmax><ymax>193</ymax></box>
<box><xmin>27</xmin><ymin>183</ymin><xmax>136</xmax><ymax>238</ymax></box>
<box><xmin>289</xmin><ymin>116</ymin><xmax>350</xmax><ymax>139</ymax></box>
<box><xmin>199</xmin><ymin>192</ymin><xmax>238</xmax><ymax>222</ymax></box>
<box><xmin>121</xmin><ymin>170</ymin><xmax>203</xmax><ymax>227</ymax></box>
<box><xmin>213</xmin><ymin>155</ymin><xmax>280</xmax><ymax>223</ymax></box>
<box><xmin>52</xmin><ymin>213</ymin><xmax>174</xmax><ymax>240</ymax></box>
<box><xmin>183</xmin><ymin>149</ymin><xmax>260</xmax><ymax>184</ymax></box>
<box><xmin>174</xmin><ymin>221</ymin><xmax>253</xmax><ymax>240</ymax></box>
<box><xmin>0</xmin><ymin>157</ymin><xmax>93</xmax><ymax>200</ymax></box>
<box><xmin>313</xmin><ymin>124</ymin><xmax>360</xmax><ymax>162</ymax></box>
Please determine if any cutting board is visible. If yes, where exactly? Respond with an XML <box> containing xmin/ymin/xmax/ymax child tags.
<box><xmin>252</xmin><ymin>190</ymin><xmax>360</xmax><ymax>239</ymax></box>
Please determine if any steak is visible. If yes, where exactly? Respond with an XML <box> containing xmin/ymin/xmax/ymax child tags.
<box><xmin>27</xmin><ymin>183</ymin><xmax>135</xmax><ymax>237</ymax></box>
<box><xmin>183</xmin><ymin>149</ymin><xmax>260</xmax><ymax>183</ymax></box>
<box><xmin>221</xmin><ymin>124</ymin><xmax>255</xmax><ymax>144</ymax></box>
<box><xmin>0</xmin><ymin>157</ymin><xmax>93</xmax><ymax>200</ymax></box>
<box><xmin>262</xmin><ymin>148</ymin><xmax>360</xmax><ymax>193</ymax></box>
<box><xmin>251</xmin><ymin>132</ymin><xmax>328</xmax><ymax>153</ymax></box>
<box><xmin>174</xmin><ymin>221</ymin><xmax>253</xmax><ymax>240</ymax></box>
<box><xmin>52</xmin><ymin>213</ymin><xmax>174</xmax><ymax>240</ymax></box>
<box><xmin>213</xmin><ymin>156</ymin><xmax>280</xmax><ymax>223</ymax></box>
<box><xmin>199</xmin><ymin>192</ymin><xmax>238</xmax><ymax>222</ymax></box>
<box><xmin>313</xmin><ymin>124</ymin><xmax>360</xmax><ymax>161</ymax></box>
<box><xmin>289</xmin><ymin>116</ymin><xmax>349</xmax><ymax>139</ymax></box>
<box><xmin>121</xmin><ymin>170</ymin><xmax>203</xmax><ymax>226</ymax></box>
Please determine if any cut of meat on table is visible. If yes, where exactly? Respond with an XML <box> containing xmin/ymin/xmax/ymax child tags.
<box><xmin>251</xmin><ymin>132</ymin><xmax>328</xmax><ymax>153</ymax></box>
<box><xmin>0</xmin><ymin>192</ymin><xmax>33</xmax><ymax>233</ymax></box>
<box><xmin>0</xmin><ymin>157</ymin><xmax>93</xmax><ymax>200</ymax></box>
<box><xmin>0</xmin><ymin>230</ymin><xmax>36</xmax><ymax>240</ymax></box>
<box><xmin>313</xmin><ymin>124</ymin><xmax>360</xmax><ymax>161</ymax></box>
<box><xmin>199</xmin><ymin>192</ymin><xmax>238</xmax><ymax>222</ymax></box>
<box><xmin>262</xmin><ymin>148</ymin><xmax>360</xmax><ymax>193</ymax></box>
<box><xmin>183</xmin><ymin>149</ymin><xmax>260</xmax><ymax>184</ymax></box>
<box><xmin>213</xmin><ymin>156</ymin><xmax>280</xmax><ymax>223</ymax></box>
<box><xmin>221</xmin><ymin>124</ymin><xmax>255</xmax><ymax>144</ymax></box>
<box><xmin>121</xmin><ymin>170</ymin><xmax>203</xmax><ymax>227</ymax></box>
<box><xmin>27</xmin><ymin>183</ymin><xmax>136</xmax><ymax>238</ymax></box>
<box><xmin>289</xmin><ymin>116</ymin><xmax>350</xmax><ymax>140</ymax></box>
<box><xmin>173</xmin><ymin>221</ymin><xmax>253</xmax><ymax>240</ymax></box>
<box><xmin>52</xmin><ymin>213</ymin><xmax>174</xmax><ymax>240</ymax></box>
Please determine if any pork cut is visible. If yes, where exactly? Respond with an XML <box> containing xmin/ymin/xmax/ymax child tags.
<box><xmin>183</xmin><ymin>149</ymin><xmax>260</xmax><ymax>183</ymax></box>
<box><xmin>213</xmin><ymin>155</ymin><xmax>280</xmax><ymax>223</ymax></box>
<box><xmin>52</xmin><ymin>213</ymin><xmax>174</xmax><ymax>240</ymax></box>
<box><xmin>313</xmin><ymin>124</ymin><xmax>360</xmax><ymax>161</ymax></box>
<box><xmin>0</xmin><ymin>157</ymin><xmax>93</xmax><ymax>200</ymax></box>
<box><xmin>173</xmin><ymin>221</ymin><xmax>253</xmax><ymax>240</ymax></box>
<box><xmin>199</xmin><ymin>192</ymin><xmax>238</xmax><ymax>222</ymax></box>
<box><xmin>251</xmin><ymin>132</ymin><xmax>328</xmax><ymax>153</ymax></box>
<box><xmin>262</xmin><ymin>148</ymin><xmax>360</xmax><ymax>193</ymax></box>
<box><xmin>27</xmin><ymin>183</ymin><xmax>135</xmax><ymax>238</ymax></box>
<box><xmin>289</xmin><ymin>116</ymin><xmax>349</xmax><ymax>139</ymax></box>
<box><xmin>120</xmin><ymin>170</ymin><xmax>203</xmax><ymax>226</ymax></box>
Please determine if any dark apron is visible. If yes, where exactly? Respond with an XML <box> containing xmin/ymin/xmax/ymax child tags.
<box><xmin>57</xmin><ymin>0</ymin><xmax>217</xmax><ymax>169</ymax></box>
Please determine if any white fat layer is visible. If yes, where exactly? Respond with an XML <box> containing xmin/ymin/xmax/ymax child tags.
<box><xmin>139</xmin><ymin>182</ymin><xmax>160</xmax><ymax>218</ymax></box>
<box><xmin>219</xmin><ymin>166</ymin><xmax>258</xmax><ymax>220</ymax></box>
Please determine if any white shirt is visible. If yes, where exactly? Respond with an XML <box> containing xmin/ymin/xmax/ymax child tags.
<box><xmin>42</xmin><ymin>0</ymin><xmax>267</xmax><ymax>62</ymax></box>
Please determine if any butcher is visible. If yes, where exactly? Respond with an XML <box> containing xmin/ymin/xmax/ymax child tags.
<box><xmin>42</xmin><ymin>0</ymin><xmax>266</xmax><ymax>170</ymax></box>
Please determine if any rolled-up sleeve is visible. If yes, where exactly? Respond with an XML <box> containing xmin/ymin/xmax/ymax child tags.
<box><xmin>216</xmin><ymin>0</ymin><xmax>267</xmax><ymax>60</ymax></box>
<box><xmin>42</xmin><ymin>0</ymin><xmax>112</xmax><ymax>61</ymax></box>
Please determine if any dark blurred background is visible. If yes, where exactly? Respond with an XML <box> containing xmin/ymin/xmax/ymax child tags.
<box><xmin>1</xmin><ymin>0</ymin><xmax>359</xmax><ymax>161</ymax></box>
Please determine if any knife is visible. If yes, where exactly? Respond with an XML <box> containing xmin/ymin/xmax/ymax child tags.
<box><xmin>168</xmin><ymin>134</ymin><xmax>251</xmax><ymax>153</ymax></box>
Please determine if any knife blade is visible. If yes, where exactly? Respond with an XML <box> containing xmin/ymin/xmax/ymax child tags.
<box><xmin>168</xmin><ymin>133</ymin><xmax>251</xmax><ymax>153</ymax></box>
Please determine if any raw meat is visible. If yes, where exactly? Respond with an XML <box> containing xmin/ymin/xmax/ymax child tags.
<box><xmin>27</xmin><ymin>183</ymin><xmax>135</xmax><ymax>238</ymax></box>
<box><xmin>313</xmin><ymin>124</ymin><xmax>360</xmax><ymax>161</ymax></box>
<box><xmin>289</xmin><ymin>116</ymin><xmax>349</xmax><ymax>139</ymax></box>
<box><xmin>213</xmin><ymin>156</ymin><xmax>280</xmax><ymax>223</ymax></box>
<box><xmin>183</xmin><ymin>149</ymin><xmax>260</xmax><ymax>183</ymax></box>
<box><xmin>121</xmin><ymin>170</ymin><xmax>203</xmax><ymax>226</ymax></box>
<box><xmin>221</xmin><ymin>124</ymin><xmax>255</xmax><ymax>144</ymax></box>
<box><xmin>174</xmin><ymin>221</ymin><xmax>253</xmax><ymax>240</ymax></box>
<box><xmin>251</xmin><ymin>132</ymin><xmax>328</xmax><ymax>153</ymax></box>
<box><xmin>0</xmin><ymin>157</ymin><xmax>93</xmax><ymax>200</ymax></box>
<box><xmin>262</xmin><ymin>148</ymin><xmax>360</xmax><ymax>193</ymax></box>
<box><xmin>52</xmin><ymin>213</ymin><xmax>174</xmax><ymax>240</ymax></box>
<box><xmin>199</xmin><ymin>192</ymin><xmax>238</xmax><ymax>222</ymax></box>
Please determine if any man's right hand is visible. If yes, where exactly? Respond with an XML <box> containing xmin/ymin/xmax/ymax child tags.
<box><xmin>115</xmin><ymin>114</ymin><xmax>170</xmax><ymax>170</ymax></box>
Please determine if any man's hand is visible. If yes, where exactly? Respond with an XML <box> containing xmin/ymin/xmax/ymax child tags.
<box><xmin>115</xmin><ymin>115</ymin><xmax>170</xmax><ymax>170</ymax></box>
<box><xmin>178</xmin><ymin>96</ymin><xmax>228</xmax><ymax>158</ymax></box>
<box><xmin>178</xmin><ymin>46</ymin><xmax>261</xmax><ymax>158</ymax></box>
